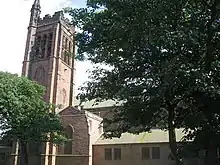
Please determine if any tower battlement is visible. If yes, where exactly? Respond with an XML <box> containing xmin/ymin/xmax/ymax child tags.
<box><xmin>38</xmin><ymin>11</ymin><xmax>64</xmax><ymax>24</ymax></box>
<box><xmin>38</xmin><ymin>11</ymin><xmax>74</xmax><ymax>31</ymax></box>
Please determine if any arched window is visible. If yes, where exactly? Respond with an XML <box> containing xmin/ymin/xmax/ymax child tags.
<box><xmin>68</xmin><ymin>41</ymin><xmax>72</xmax><ymax>65</ymax></box>
<box><xmin>40</xmin><ymin>35</ymin><xmax>47</xmax><ymax>59</ymax></box>
<box><xmin>64</xmin><ymin>38</ymin><xmax>69</xmax><ymax>63</ymax></box>
<box><xmin>36</xmin><ymin>36</ymin><xmax>41</xmax><ymax>47</ymax></box>
<box><xmin>64</xmin><ymin>125</ymin><xmax>74</xmax><ymax>154</ymax></box>
<box><xmin>59</xmin><ymin>88</ymin><xmax>67</xmax><ymax>107</ymax></box>
<box><xmin>47</xmin><ymin>46</ymin><xmax>51</xmax><ymax>58</ymax></box>
<box><xmin>47</xmin><ymin>33</ymin><xmax>53</xmax><ymax>57</ymax></box>
<box><xmin>34</xmin><ymin>66</ymin><xmax>45</xmax><ymax>85</ymax></box>
<box><xmin>34</xmin><ymin>36</ymin><xmax>41</xmax><ymax>60</ymax></box>
<box><xmin>61</xmin><ymin>36</ymin><xmax>66</xmax><ymax>59</ymax></box>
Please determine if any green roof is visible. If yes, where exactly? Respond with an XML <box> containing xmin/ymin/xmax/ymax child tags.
<box><xmin>74</xmin><ymin>99</ymin><xmax>123</xmax><ymax>109</ymax></box>
<box><xmin>94</xmin><ymin>129</ymin><xmax>186</xmax><ymax>145</ymax></box>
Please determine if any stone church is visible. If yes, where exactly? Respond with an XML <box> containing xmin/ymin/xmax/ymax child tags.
<box><xmin>2</xmin><ymin>0</ymin><xmax>105</xmax><ymax>165</ymax></box>
<box><xmin>0</xmin><ymin>1</ymin><xmax>209</xmax><ymax>165</ymax></box>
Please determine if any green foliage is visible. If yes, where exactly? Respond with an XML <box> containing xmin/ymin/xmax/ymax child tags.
<box><xmin>0</xmin><ymin>71</ymin><xmax>66</xmax><ymax>144</ymax></box>
<box><xmin>67</xmin><ymin>0</ymin><xmax>220</xmax><ymax>164</ymax></box>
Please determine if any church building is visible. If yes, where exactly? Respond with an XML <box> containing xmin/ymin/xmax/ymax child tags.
<box><xmin>11</xmin><ymin>0</ymin><xmax>104</xmax><ymax>165</ymax></box>
<box><xmin>0</xmin><ymin>1</ymin><xmax>209</xmax><ymax>165</ymax></box>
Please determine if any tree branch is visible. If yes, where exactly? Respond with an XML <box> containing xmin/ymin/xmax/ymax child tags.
<box><xmin>205</xmin><ymin>0</ymin><xmax>218</xmax><ymax>69</ymax></box>
<box><xmin>201</xmin><ymin>0</ymin><xmax>210</xmax><ymax>8</ymax></box>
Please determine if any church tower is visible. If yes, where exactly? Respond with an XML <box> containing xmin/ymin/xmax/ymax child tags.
<box><xmin>18</xmin><ymin>1</ymin><xmax>101</xmax><ymax>165</ymax></box>
<box><xmin>22</xmin><ymin>0</ymin><xmax>75</xmax><ymax>108</ymax></box>
<box><xmin>19</xmin><ymin>1</ymin><xmax>76</xmax><ymax>165</ymax></box>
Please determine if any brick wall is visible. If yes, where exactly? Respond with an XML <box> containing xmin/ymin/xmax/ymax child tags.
<box><xmin>59</xmin><ymin>107</ymin><xmax>90</xmax><ymax>156</ymax></box>
<box><xmin>92</xmin><ymin>143</ymin><xmax>200</xmax><ymax>165</ymax></box>
<box><xmin>56</xmin><ymin>155</ymin><xmax>89</xmax><ymax>165</ymax></box>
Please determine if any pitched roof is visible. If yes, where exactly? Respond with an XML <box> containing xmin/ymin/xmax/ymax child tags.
<box><xmin>94</xmin><ymin>129</ymin><xmax>186</xmax><ymax>145</ymax></box>
<box><xmin>74</xmin><ymin>99</ymin><xmax>123</xmax><ymax>109</ymax></box>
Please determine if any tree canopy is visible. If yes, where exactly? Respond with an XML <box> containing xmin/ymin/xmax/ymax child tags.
<box><xmin>67</xmin><ymin>0</ymin><xmax>220</xmax><ymax>164</ymax></box>
<box><xmin>0</xmin><ymin>72</ymin><xmax>65</xmax><ymax>165</ymax></box>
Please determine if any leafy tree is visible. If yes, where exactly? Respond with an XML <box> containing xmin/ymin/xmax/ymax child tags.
<box><xmin>67</xmin><ymin>0</ymin><xmax>220</xmax><ymax>164</ymax></box>
<box><xmin>0</xmin><ymin>72</ymin><xmax>66</xmax><ymax>165</ymax></box>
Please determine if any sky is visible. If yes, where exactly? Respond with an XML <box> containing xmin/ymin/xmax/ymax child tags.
<box><xmin>0</xmin><ymin>0</ymin><xmax>93</xmax><ymax>93</ymax></box>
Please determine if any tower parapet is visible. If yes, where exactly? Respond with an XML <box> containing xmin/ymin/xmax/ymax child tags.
<box><xmin>37</xmin><ymin>11</ymin><xmax>74</xmax><ymax>32</ymax></box>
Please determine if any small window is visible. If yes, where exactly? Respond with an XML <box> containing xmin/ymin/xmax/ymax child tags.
<box><xmin>114</xmin><ymin>148</ymin><xmax>121</xmax><ymax>160</ymax></box>
<box><xmin>152</xmin><ymin>147</ymin><xmax>160</xmax><ymax>159</ymax></box>
<box><xmin>0</xmin><ymin>152</ymin><xmax>5</xmax><ymax>161</ymax></box>
<box><xmin>105</xmin><ymin>148</ymin><xmax>112</xmax><ymax>160</ymax></box>
<box><xmin>141</xmin><ymin>147</ymin><xmax>150</xmax><ymax>160</ymax></box>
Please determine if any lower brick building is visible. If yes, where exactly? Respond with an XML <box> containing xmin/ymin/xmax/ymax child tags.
<box><xmin>0</xmin><ymin>114</ymin><xmax>209</xmax><ymax>165</ymax></box>
<box><xmin>0</xmin><ymin>1</ymin><xmax>216</xmax><ymax>165</ymax></box>
<box><xmin>92</xmin><ymin>129</ymin><xmax>202</xmax><ymax>165</ymax></box>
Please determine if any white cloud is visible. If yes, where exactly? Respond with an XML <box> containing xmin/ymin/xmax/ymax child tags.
<box><xmin>0</xmin><ymin>0</ymin><xmax>90</xmax><ymax>94</ymax></box>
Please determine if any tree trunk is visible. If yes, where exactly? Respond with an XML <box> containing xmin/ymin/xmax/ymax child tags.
<box><xmin>167</xmin><ymin>102</ymin><xmax>181</xmax><ymax>165</ymax></box>
<box><xmin>19</xmin><ymin>141</ymin><xmax>28</xmax><ymax>165</ymax></box>
<box><xmin>205</xmin><ymin>139</ymin><xmax>217</xmax><ymax>165</ymax></box>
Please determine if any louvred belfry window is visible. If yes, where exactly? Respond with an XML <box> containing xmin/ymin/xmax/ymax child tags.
<box><xmin>47</xmin><ymin>33</ymin><xmax>53</xmax><ymax>57</ymax></box>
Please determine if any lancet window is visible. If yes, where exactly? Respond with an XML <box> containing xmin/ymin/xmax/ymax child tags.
<box><xmin>64</xmin><ymin>125</ymin><xmax>74</xmax><ymax>154</ymax></box>
<box><xmin>34</xmin><ymin>33</ymin><xmax>53</xmax><ymax>60</ymax></box>
<box><xmin>62</xmin><ymin>35</ymin><xmax>72</xmax><ymax>66</ymax></box>
<box><xmin>47</xmin><ymin>33</ymin><xmax>53</xmax><ymax>57</ymax></box>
